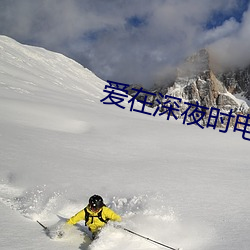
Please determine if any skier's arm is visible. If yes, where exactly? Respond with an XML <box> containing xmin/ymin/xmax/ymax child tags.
<box><xmin>67</xmin><ymin>209</ymin><xmax>85</xmax><ymax>225</ymax></box>
<box><xmin>104</xmin><ymin>207</ymin><xmax>122</xmax><ymax>222</ymax></box>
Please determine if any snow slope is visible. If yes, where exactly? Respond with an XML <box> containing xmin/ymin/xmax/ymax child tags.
<box><xmin>0</xmin><ymin>36</ymin><xmax>249</xmax><ymax>250</ymax></box>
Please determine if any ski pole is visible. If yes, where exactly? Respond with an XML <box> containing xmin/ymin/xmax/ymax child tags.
<box><xmin>37</xmin><ymin>220</ymin><xmax>48</xmax><ymax>231</ymax></box>
<box><xmin>122</xmin><ymin>227</ymin><xmax>180</xmax><ymax>250</ymax></box>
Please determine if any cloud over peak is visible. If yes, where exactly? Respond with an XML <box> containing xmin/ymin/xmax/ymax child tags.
<box><xmin>0</xmin><ymin>0</ymin><xmax>249</xmax><ymax>87</ymax></box>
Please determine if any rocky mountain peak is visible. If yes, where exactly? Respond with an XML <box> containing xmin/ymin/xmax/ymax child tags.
<box><xmin>129</xmin><ymin>48</ymin><xmax>250</xmax><ymax>129</ymax></box>
<box><xmin>170</xmin><ymin>48</ymin><xmax>229</xmax><ymax>108</ymax></box>
<box><xmin>177</xmin><ymin>48</ymin><xmax>210</xmax><ymax>78</ymax></box>
<box><xmin>217</xmin><ymin>66</ymin><xmax>250</xmax><ymax>100</ymax></box>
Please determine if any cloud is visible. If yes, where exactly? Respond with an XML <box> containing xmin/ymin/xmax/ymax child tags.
<box><xmin>200</xmin><ymin>18</ymin><xmax>240</xmax><ymax>45</ymax></box>
<box><xmin>0</xmin><ymin>0</ymin><xmax>249</xmax><ymax>87</ymax></box>
<box><xmin>209</xmin><ymin>3</ymin><xmax>250</xmax><ymax>69</ymax></box>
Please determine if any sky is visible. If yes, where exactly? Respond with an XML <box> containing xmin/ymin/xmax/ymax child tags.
<box><xmin>0</xmin><ymin>0</ymin><xmax>249</xmax><ymax>88</ymax></box>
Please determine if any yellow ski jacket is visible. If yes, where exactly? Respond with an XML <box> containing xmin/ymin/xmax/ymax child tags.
<box><xmin>67</xmin><ymin>206</ymin><xmax>121</xmax><ymax>233</ymax></box>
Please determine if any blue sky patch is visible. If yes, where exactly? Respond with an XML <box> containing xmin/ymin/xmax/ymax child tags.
<box><xmin>206</xmin><ymin>0</ymin><xmax>249</xmax><ymax>29</ymax></box>
<box><xmin>126</xmin><ymin>15</ymin><xmax>148</xmax><ymax>28</ymax></box>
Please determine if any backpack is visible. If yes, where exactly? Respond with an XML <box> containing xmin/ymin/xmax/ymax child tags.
<box><xmin>84</xmin><ymin>206</ymin><xmax>109</xmax><ymax>226</ymax></box>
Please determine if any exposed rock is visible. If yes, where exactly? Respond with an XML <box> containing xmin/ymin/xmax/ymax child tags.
<box><xmin>217</xmin><ymin>66</ymin><xmax>250</xmax><ymax>100</ymax></box>
<box><xmin>128</xmin><ymin>48</ymin><xmax>250</xmax><ymax>128</ymax></box>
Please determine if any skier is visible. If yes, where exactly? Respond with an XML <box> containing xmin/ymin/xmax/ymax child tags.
<box><xmin>66</xmin><ymin>194</ymin><xmax>121</xmax><ymax>239</ymax></box>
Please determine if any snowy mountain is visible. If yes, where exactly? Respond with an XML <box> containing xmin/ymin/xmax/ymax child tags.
<box><xmin>129</xmin><ymin>49</ymin><xmax>250</xmax><ymax>129</ymax></box>
<box><xmin>171</xmin><ymin>49</ymin><xmax>250</xmax><ymax>111</ymax></box>
<box><xmin>0</xmin><ymin>36</ymin><xmax>250</xmax><ymax>250</ymax></box>
<box><xmin>168</xmin><ymin>49</ymin><xmax>249</xmax><ymax>126</ymax></box>
<box><xmin>217</xmin><ymin>65</ymin><xmax>250</xmax><ymax>100</ymax></box>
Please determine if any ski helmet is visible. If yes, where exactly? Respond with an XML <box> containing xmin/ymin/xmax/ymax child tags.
<box><xmin>89</xmin><ymin>195</ymin><xmax>104</xmax><ymax>210</ymax></box>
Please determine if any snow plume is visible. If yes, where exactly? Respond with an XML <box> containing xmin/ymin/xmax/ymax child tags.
<box><xmin>0</xmin><ymin>181</ymin><xmax>64</xmax><ymax>221</ymax></box>
<box><xmin>0</xmin><ymin>180</ymin><xmax>213</xmax><ymax>250</ymax></box>
<box><xmin>0</xmin><ymin>0</ymin><xmax>249</xmax><ymax>87</ymax></box>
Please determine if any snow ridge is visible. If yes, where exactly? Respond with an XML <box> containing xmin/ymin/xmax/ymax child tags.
<box><xmin>0</xmin><ymin>36</ymin><xmax>249</xmax><ymax>250</ymax></box>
